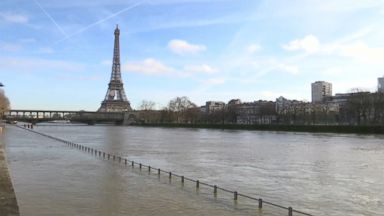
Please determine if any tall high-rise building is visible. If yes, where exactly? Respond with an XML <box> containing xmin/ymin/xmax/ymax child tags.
<box><xmin>378</xmin><ymin>76</ymin><xmax>384</xmax><ymax>93</ymax></box>
<box><xmin>98</xmin><ymin>25</ymin><xmax>132</xmax><ymax>112</ymax></box>
<box><xmin>311</xmin><ymin>81</ymin><xmax>332</xmax><ymax>103</ymax></box>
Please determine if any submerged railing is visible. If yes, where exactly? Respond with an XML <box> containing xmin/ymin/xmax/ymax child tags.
<box><xmin>14</xmin><ymin>124</ymin><xmax>314</xmax><ymax>216</ymax></box>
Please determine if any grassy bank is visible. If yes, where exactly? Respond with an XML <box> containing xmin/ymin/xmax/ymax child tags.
<box><xmin>131</xmin><ymin>123</ymin><xmax>384</xmax><ymax>134</ymax></box>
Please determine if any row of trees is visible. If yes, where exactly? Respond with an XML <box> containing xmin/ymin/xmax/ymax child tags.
<box><xmin>340</xmin><ymin>92</ymin><xmax>384</xmax><ymax>125</ymax></box>
<box><xmin>277</xmin><ymin>92</ymin><xmax>384</xmax><ymax>125</ymax></box>
<box><xmin>137</xmin><ymin>96</ymin><xmax>278</xmax><ymax>124</ymax></box>
<box><xmin>138</xmin><ymin>97</ymin><xmax>200</xmax><ymax>123</ymax></box>
<box><xmin>138</xmin><ymin>92</ymin><xmax>384</xmax><ymax>126</ymax></box>
<box><xmin>277</xmin><ymin>103</ymin><xmax>339</xmax><ymax>125</ymax></box>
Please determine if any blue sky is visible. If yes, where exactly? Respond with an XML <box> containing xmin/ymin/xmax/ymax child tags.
<box><xmin>1</xmin><ymin>0</ymin><xmax>384</xmax><ymax>110</ymax></box>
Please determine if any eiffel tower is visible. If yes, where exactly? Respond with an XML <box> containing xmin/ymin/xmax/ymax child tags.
<box><xmin>98</xmin><ymin>25</ymin><xmax>132</xmax><ymax>112</ymax></box>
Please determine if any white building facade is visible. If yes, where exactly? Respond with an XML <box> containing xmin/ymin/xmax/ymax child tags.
<box><xmin>205</xmin><ymin>101</ymin><xmax>225</xmax><ymax>113</ymax></box>
<box><xmin>378</xmin><ymin>76</ymin><xmax>384</xmax><ymax>93</ymax></box>
<box><xmin>311</xmin><ymin>81</ymin><xmax>332</xmax><ymax>103</ymax></box>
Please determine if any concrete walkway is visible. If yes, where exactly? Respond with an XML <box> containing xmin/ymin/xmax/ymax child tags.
<box><xmin>0</xmin><ymin>127</ymin><xmax>19</xmax><ymax>216</ymax></box>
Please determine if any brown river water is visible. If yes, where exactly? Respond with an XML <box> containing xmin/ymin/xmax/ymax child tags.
<box><xmin>2</xmin><ymin>124</ymin><xmax>383</xmax><ymax>216</ymax></box>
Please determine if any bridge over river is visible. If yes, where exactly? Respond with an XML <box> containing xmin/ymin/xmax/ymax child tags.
<box><xmin>3</xmin><ymin>109</ymin><xmax>138</xmax><ymax>125</ymax></box>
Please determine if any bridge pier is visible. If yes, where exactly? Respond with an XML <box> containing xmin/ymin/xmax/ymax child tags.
<box><xmin>123</xmin><ymin>112</ymin><xmax>137</xmax><ymax>125</ymax></box>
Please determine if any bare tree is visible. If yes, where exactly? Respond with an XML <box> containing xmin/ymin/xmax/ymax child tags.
<box><xmin>159</xmin><ymin>107</ymin><xmax>174</xmax><ymax>123</ymax></box>
<box><xmin>138</xmin><ymin>100</ymin><xmax>158</xmax><ymax>123</ymax></box>
<box><xmin>168</xmin><ymin>96</ymin><xmax>196</xmax><ymax>111</ymax></box>
<box><xmin>184</xmin><ymin>107</ymin><xmax>200</xmax><ymax>123</ymax></box>
<box><xmin>0</xmin><ymin>90</ymin><xmax>10</xmax><ymax>119</ymax></box>
<box><xmin>346</xmin><ymin>91</ymin><xmax>371</xmax><ymax>125</ymax></box>
<box><xmin>167</xmin><ymin>96</ymin><xmax>197</xmax><ymax>123</ymax></box>
<box><xmin>373</xmin><ymin>92</ymin><xmax>384</xmax><ymax>124</ymax></box>
<box><xmin>139</xmin><ymin>100</ymin><xmax>156</xmax><ymax>111</ymax></box>
<box><xmin>259</xmin><ymin>101</ymin><xmax>277</xmax><ymax>124</ymax></box>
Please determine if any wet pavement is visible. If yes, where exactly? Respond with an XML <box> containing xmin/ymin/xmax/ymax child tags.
<box><xmin>0</xmin><ymin>128</ymin><xmax>19</xmax><ymax>216</ymax></box>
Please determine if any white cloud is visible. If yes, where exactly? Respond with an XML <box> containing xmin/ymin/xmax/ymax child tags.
<box><xmin>168</xmin><ymin>39</ymin><xmax>206</xmax><ymax>55</ymax></box>
<box><xmin>334</xmin><ymin>27</ymin><xmax>373</xmax><ymax>44</ymax></box>
<box><xmin>123</xmin><ymin>58</ymin><xmax>175</xmax><ymax>75</ymax></box>
<box><xmin>202</xmin><ymin>78</ymin><xmax>226</xmax><ymax>85</ymax></box>
<box><xmin>0</xmin><ymin>43</ymin><xmax>22</xmax><ymax>52</ymax></box>
<box><xmin>282</xmin><ymin>35</ymin><xmax>320</xmax><ymax>53</ymax></box>
<box><xmin>0</xmin><ymin>12</ymin><xmax>28</xmax><ymax>24</ymax></box>
<box><xmin>123</xmin><ymin>59</ymin><xmax>217</xmax><ymax>77</ymax></box>
<box><xmin>338</xmin><ymin>41</ymin><xmax>384</xmax><ymax>64</ymax></box>
<box><xmin>314</xmin><ymin>0</ymin><xmax>384</xmax><ymax>12</ymax></box>
<box><xmin>247</xmin><ymin>44</ymin><xmax>261</xmax><ymax>53</ymax></box>
<box><xmin>277</xmin><ymin>64</ymin><xmax>299</xmax><ymax>75</ymax></box>
<box><xmin>322</xmin><ymin>67</ymin><xmax>345</xmax><ymax>76</ymax></box>
<box><xmin>183</xmin><ymin>64</ymin><xmax>217</xmax><ymax>74</ymax></box>
<box><xmin>283</xmin><ymin>33</ymin><xmax>384</xmax><ymax>64</ymax></box>
<box><xmin>318</xmin><ymin>41</ymin><xmax>384</xmax><ymax>64</ymax></box>
<box><xmin>0</xmin><ymin>57</ymin><xmax>84</xmax><ymax>73</ymax></box>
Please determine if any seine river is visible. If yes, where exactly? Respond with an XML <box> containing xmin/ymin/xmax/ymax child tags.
<box><xmin>3</xmin><ymin>124</ymin><xmax>384</xmax><ymax>216</ymax></box>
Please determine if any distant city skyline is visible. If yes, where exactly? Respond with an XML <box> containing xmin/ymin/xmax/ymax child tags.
<box><xmin>1</xmin><ymin>0</ymin><xmax>384</xmax><ymax>110</ymax></box>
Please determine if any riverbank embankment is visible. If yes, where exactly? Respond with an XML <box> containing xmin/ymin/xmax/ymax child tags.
<box><xmin>132</xmin><ymin>123</ymin><xmax>384</xmax><ymax>134</ymax></box>
<box><xmin>0</xmin><ymin>127</ymin><xmax>20</xmax><ymax>216</ymax></box>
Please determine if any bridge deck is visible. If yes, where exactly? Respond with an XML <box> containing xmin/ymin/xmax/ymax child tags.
<box><xmin>4</xmin><ymin>109</ymin><xmax>138</xmax><ymax>125</ymax></box>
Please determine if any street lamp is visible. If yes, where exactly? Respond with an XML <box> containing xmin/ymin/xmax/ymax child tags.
<box><xmin>0</xmin><ymin>82</ymin><xmax>3</xmax><ymax>87</ymax></box>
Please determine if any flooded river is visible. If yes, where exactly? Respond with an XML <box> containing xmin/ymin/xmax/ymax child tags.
<box><xmin>2</xmin><ymin>124</ymin><xmax>384</xmax><ymax>216</ymax></box>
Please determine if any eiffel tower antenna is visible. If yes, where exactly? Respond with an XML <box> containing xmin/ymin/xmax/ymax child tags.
<box><xmin>98</xmin><ymin>25</ymin><xmax>132</xmax><ymax>112</ymax></box>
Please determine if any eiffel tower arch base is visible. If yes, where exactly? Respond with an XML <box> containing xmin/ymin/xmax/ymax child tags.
<box><xmin>98</xmin><ymin>100</ymin><xmax>131</xmax><ymax>112</ymax></box>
